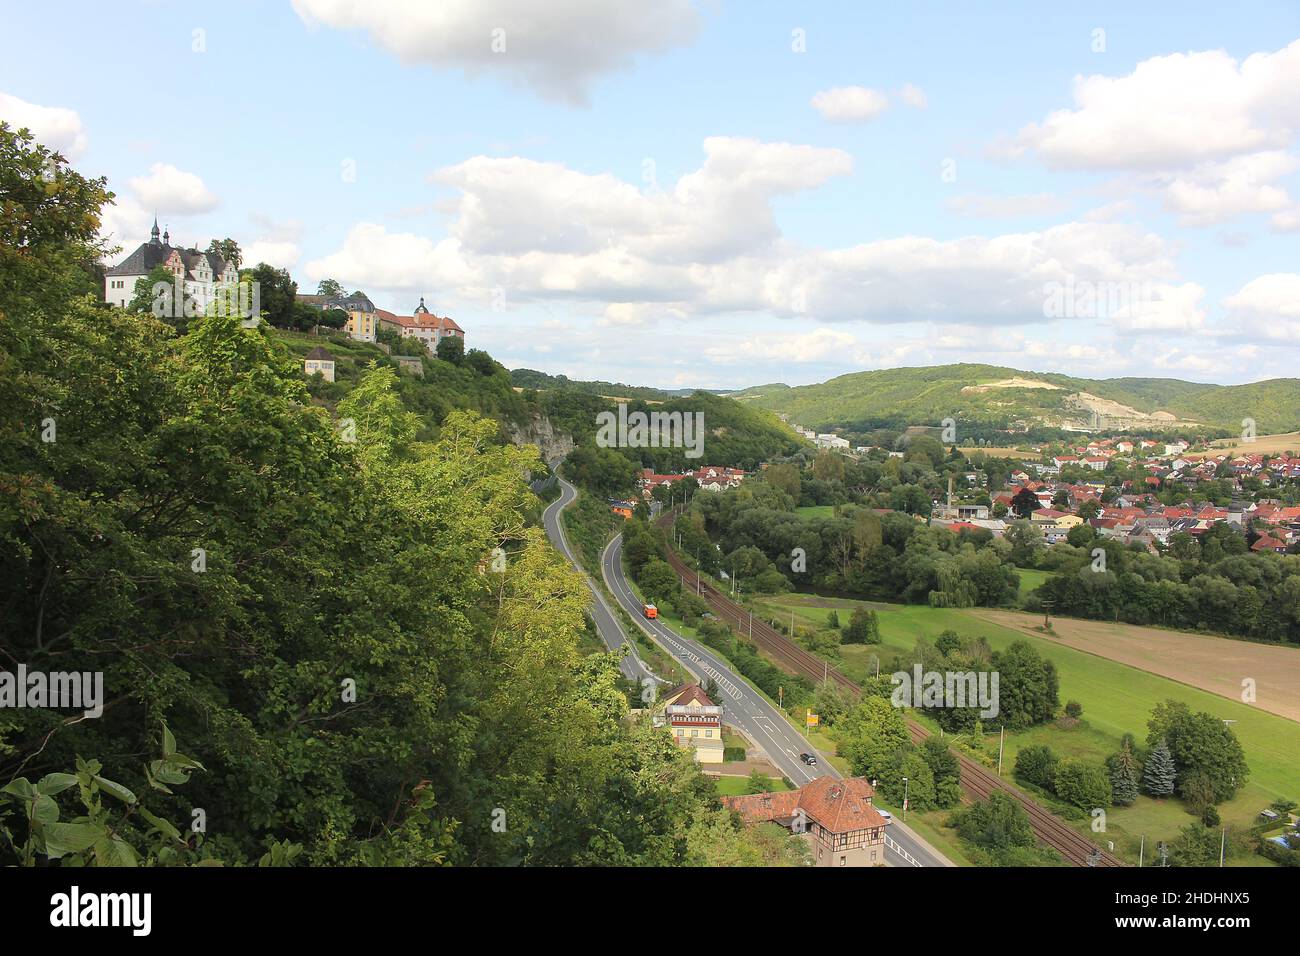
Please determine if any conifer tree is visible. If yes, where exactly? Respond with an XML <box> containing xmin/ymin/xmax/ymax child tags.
<box><xmin>1141</xmin><ymin>738</ymin><xmax>1176</xmax><ymax>798</ymax></box>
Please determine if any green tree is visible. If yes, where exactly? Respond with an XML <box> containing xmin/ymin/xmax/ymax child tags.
<box><xmin>1107</xmin><ymin>737</ymin><xmax>1141</xmax><ymax>806</ymax></box>
<box><xmin>837</xmin><ymin>697</ymin><xmax>911</xmax><ymax>781</ymax></box>
<box><xmin>206</xmin><ymin>237</ymin><xmax>242</xmax><ymax>270</ymax></box>
<box><xmin>1148</xmin><ymin>699</ymin><xmax>1250</xmax><ymax>803</ymax></box>
<box><xmin>956</xmin><ymin>791</ymin><xmax>1035</xmax><ymax>851</ymax></box>
<box><xmin>1014</xmin><ymin>745</ymin><xmax>1059</xmax><ymax>792</ymax></box>
<box><xmin>1053</xmin><ymin>759</ymin><xmax>1111</xmax><ymax>810</ymax></box>
<box><xmin>991</xmin><ymin>640</ymin><xmax>1059</xmax><ymax>729</ymax></box>
<box><xmin>843</xmin><ymin>608</ymin><xmax>881</xmax><ymax>644</ymax></box>
<box><xmin>1141</xmin><ymin>739</ymin><xmax>1177</xmax><ymax>798</ymax></box>
<box><xmin>1011</xmin><ymin>487</ymin><xmax>1040</xmax><ymax>518</ymax></box>
<box><xmin>437</xmin><ymin>335</ymin><xmax>465</xmax><ymax>365</ymax></box>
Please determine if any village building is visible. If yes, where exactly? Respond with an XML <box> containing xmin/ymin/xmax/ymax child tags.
<box><xmin>103</xmin><ymin>219</ymin><xmax>236</xmax><ymax>310</ymax></box>
<box><xmin>303</xmin><ymin>346</ymin><xmax>335</xmax><ymax>382</ymax></box>
<box><xmin>657</xmin><ymin>684</ymin><xmax>724</xmax><ymax>764</ymax></box>
<box><xmin>377</xmin><ymin>297</ymin><xmax>465</xmax><ymax>353</ymax></box>
<box><xmin>724</xmin><ymin>775</ymin><xmax>891</xmax><ymax>867</ymax></box>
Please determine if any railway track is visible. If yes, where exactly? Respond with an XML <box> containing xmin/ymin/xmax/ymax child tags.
<box><xmin>657</xmin><ymin>510</ymin><xmax>1125</xmax><ymax>868</ymax></box>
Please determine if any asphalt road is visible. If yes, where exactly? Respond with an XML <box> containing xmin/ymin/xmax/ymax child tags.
<box><xmin>541</xmin><ymin>475</ymin><xmax>655</xmax><ymax>684</ymax></box>
<box><xmin>600</xmin><ymin>533</ymin><xmax>951</xmax><ymax>868</ymax></box>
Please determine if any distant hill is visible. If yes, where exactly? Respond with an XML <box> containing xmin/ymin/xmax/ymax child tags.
<box><xmin>510</xmin><ymin>368</ymin><xmax>725</xmax><ymax>402</ymax></box>
<box><xmin>510</xmin><ymin>368</ymin><xmax>673</xmax><ymax>402</ymax></box>
<box><xmin>728</xmin><ymin>364</ymin><xmax>1300</xmax><ymax>435</ymax></box>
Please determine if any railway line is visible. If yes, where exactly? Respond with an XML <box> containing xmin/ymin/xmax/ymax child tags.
<box><xmin>656</xmin><ymin>509</ymin><xmax>1126</xmax><ymax>868</ymax></box>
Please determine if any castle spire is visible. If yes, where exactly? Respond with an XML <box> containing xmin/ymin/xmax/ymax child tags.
<box><xmin>150</xmin><ymin>216</ymin><xmax>161</xmax><ymax>244</ymax></box>
<box><xmin>414</xmin><ymin>296</ymin><xmax>429</xmax><ymax>314</ymax></box>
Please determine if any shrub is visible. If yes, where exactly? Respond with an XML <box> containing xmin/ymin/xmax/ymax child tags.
<box><xmin>1053</xmin><ymin>759</ymin><xmax>1112</xmax><ymax>810</ymax></box>
<box><xmin>1014</xmin><ymin>745</ymin><xmax>1059</xmax><ymax>792</ymax></box>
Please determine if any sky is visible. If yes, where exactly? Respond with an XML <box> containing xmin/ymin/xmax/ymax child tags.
<box><xmin>3</xmin><ymin>0</ymin><xmax>1300</xmax><ymax>390</ymax></box>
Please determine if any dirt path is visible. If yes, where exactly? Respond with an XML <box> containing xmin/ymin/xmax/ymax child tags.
<box><xmin>969</xmin><ymin>609</ymin><xmax>1300</xmax><ymax>724</ymax></box>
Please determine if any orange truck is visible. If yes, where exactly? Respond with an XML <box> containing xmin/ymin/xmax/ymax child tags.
<box><xmin>642</xmin><ymin>603</ymin><xmax>658</xmax><ymax>620</ymax></box>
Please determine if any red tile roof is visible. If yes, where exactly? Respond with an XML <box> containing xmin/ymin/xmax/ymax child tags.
<box><xmin>724</xmin><ymin>776</ymin><xmax>889</xmax><ymax>834</ymax></box>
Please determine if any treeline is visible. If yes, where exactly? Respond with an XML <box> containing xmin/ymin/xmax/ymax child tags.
<box><xmin>541</xmin><ymin>388</ymin><xmax>802</xmax><ymax>498</ymax></box>
<box><xmin>1029</xmin><ymin>525</ymin><xmax>1300</xmax><ymax>644</ymax></box>
<box><xmin>684</xmin><ymin>480</ymin><xmax>1019</xmax><ymax>609</ymax></box>
<box><xmin>0</xmin><ymin>123</ymin><xmax>801</xmax><ymax>867</ymax></box>
<box><xmin>510</xmin><ymin>367</ymin><xmax>671</xmax><ymax>402</ymax></box>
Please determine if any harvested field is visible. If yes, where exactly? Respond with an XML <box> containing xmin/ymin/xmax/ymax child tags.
<box><xmin>970</xmin><ymin>609</ymin><xmax>1300</xmax><ymax>724</ymax></box>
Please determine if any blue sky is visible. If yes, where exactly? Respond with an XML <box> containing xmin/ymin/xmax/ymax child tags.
<box><xmin>3</xmin><ymin>1</ymin><xmax>1300</xmax><ymax>389</ymax></box>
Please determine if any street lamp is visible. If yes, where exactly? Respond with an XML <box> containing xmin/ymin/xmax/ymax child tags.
<box><xmin>902</xmin><ymin>777</ymin><xmax>909</xmax><ymax>822</ymax></box>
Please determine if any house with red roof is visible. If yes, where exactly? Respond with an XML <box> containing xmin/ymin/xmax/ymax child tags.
<box><xmin>724</xmin><ymin>775</ymin><xmax>891</xmax><ymax>867</ymax></box>
<box><xmin>376</xmin><ymin>297</ymin><xmax>465</xmax><ymax>353</ymax></box>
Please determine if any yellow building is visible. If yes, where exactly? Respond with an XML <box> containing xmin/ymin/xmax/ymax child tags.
<box><xmin>659</xmin><ymin>684</ymin><xmax>724</xmax><ymax>764</ymax></box>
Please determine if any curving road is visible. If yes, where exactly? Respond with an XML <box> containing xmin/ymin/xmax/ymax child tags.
<box><xmin>600</xmin><ymin>534</ymin><xmax>952</xmax><ymax>868</ymax></box>
<box><xmin>542</xmin><ymin>474</ymin><xmax>656</xmax><ymax>684</ymax></box>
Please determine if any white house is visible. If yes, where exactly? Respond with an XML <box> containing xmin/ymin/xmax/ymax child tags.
<box><xmin>303</xmin><ymin>346</ymin><xmax>336</xmax><ymax>382</ymax></box>
<box><xmin>104</xmin><ymin>219</ymin><xmax>236</xmax><ymax>310</ymax></box>
<box><xmin>376</xmin><ymin>298</ymin><xmax>465</xmax><ymax>353</ymax></box>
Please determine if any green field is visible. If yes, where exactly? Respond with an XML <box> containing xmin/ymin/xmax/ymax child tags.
<box><xmin>713</xmin><ymin>775</ymin><xmax>792</xmax><ymax>796</ymax></box>
<box><xmin>751</xmin><ymin>593</ymin><xmax>1300</xmax><ymax>863</ymax></box>
<box><xmin>1014</xmin><ymin>567</ymin><xmax>1054</xmax><ymax>604</ymax></box>
<box><xmin>795</xmin><ymin>505</ymin><xmax>838</xmax><ymax>520</ymax></box>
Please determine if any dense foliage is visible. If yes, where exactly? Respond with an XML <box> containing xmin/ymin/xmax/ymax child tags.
<box><xmin>0</xmin><ymin>125</ymin><xmax>800</xmax><ymax>867</ymax></box>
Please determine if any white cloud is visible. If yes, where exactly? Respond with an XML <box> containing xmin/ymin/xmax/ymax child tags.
<box><xmin>1109</xmin><ymin>282</ymin><xmax>1207</xmax><ymax>332</ymax></box>
<box><xmin>1222</xmin><ymin>273</ymin><xmax>1300</xmax><ymax>340</ymax></box>
<box><xmin>432</xmin><ymin>136</ymin><xmax>852</xmax><ymax>265</ymax></box>
<box><xmin>0</xmin><ymin>92</ymin><xmax>88</xmax><ymax>158</ymax></box>
<box><xmin>99</xmin><ymin>196</ymin><xmax>154</xmax><ymax>259</ymax></box>
<box><xmin>1271</xmin><ymin>207</ymin><xmax>1300</xmax><ymax>231</ymax></box>
<box><xmin>310</xmin><ymin>140</ymin><xmax>1197</xmax><ymax>333</ymax></box>
<box><xmin>1154</xmin><ymin>150</ymin><xmax>1298</xmax><ymax>226</ymax></box>
<box><xmin>706</xmin><ymin>327</ymin><xmax>857</xmax><ymax>364</ymax></box>
<box><xmin>303</xmin><ymin>222</ymin><xmax>477</xmax><ymax>292</ymax></box>
<box><xmin>129</xmin><ymin>163</ymin><xmax>219</xmax><ymax>215</ymax></box>
<box><xmin>1014</xmin><ymin>39</ymin><xmax>1300</xmax><ymax>170</ymax></box>
<box><xmin>810</xmin><ymin>86</ymin><xmax>889</xmax><ymax>123</ymax></box>
<box><xmin>900</xmin><ymin>83</ymin><xmax>928</xmax><ymax>109</ymax></box>
<box><xmin>243</xmin><ymin>240</ymin><xmax>300</xmax><ymax>270</ymax></box>
<box><xmin>290</xmin><ymin>0</ymin><xmax>699</xmax><ymax>105</ymax></box>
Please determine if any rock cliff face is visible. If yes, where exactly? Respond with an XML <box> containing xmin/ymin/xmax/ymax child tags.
<box><xmin>505</xmin><ymin>413</ymin><xmax>575</xmax><ymax>464</ymax></box>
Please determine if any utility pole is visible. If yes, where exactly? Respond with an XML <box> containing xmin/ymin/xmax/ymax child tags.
<box><xmin>902</xmin><ymin>777</ymin><xmax>909</xmax><ymax>822</ymax></box>
<box><xmin>997</xmin><ymin>725</ymin><xmax>1005</xmax><ymax>775</ymax></box>
<box><xmin>1139</xmin><ymin>835</ymin><xmax>1144</xmax><ymax>868</ymax></box>
<box><xmin>1219</xmin><ymin>827</ymin><xmax>1226</xmax><ymax>867</ymax></box>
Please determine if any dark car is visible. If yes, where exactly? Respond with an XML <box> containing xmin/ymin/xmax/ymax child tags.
<box><xmin>800</xmin><ymin>752</ymin><xmax>818</xmax><ymax>766</ymax></box>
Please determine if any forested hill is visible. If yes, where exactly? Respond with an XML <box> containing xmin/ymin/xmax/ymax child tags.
<box><xmin>509</xmin><ymin>367</ymin><xmax>673</xmax><ymax>401</ymax></box>
<box><xmin>276</xmin><ymin>338</ymin><xmax>804</xmax><ymax>481</ymax></box>
<box><xmin>729</xmin><ymin>364</ymin><xmax>1300</xmax><ymax>434</ymax></box>
<box><xmin>509</xmin><ymin>367</ymin><xmax>725</xmax><ymax>400</ymax></box>
<box><xmin>0</xmin><ymin>123</ymin><xmax>812</xmax><ymax>869</ymax></box>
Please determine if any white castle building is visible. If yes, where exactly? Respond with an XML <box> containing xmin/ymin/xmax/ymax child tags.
<box><xmin>103</xmin><ymin>218</ymin><xmax>236</xmax><ymax>309</ymax></box>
